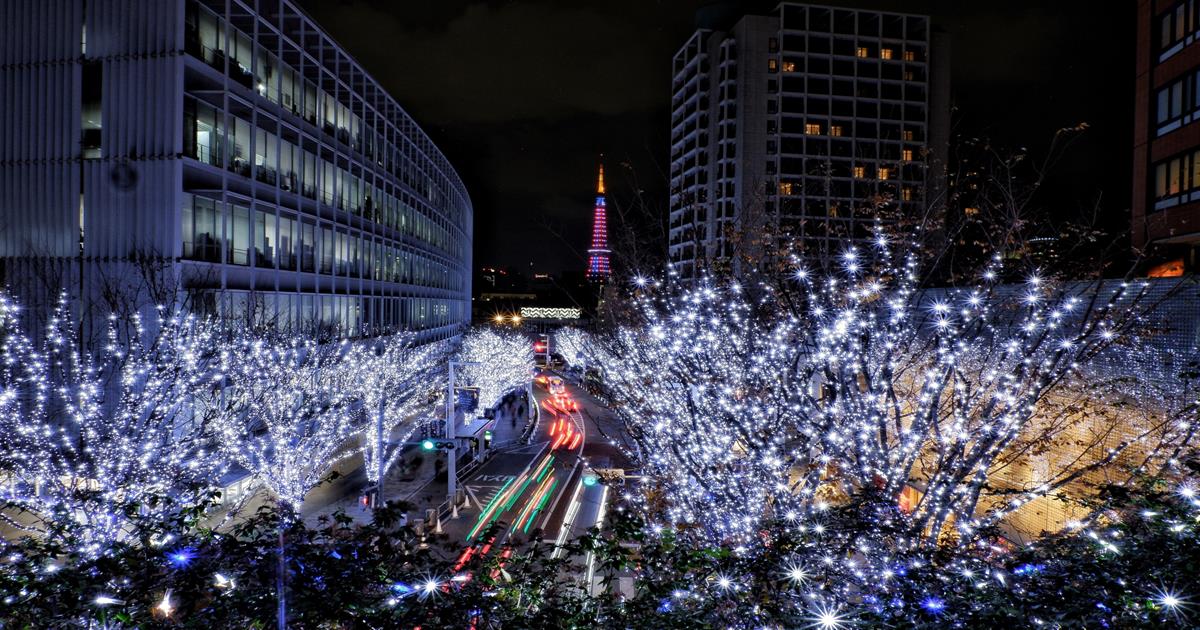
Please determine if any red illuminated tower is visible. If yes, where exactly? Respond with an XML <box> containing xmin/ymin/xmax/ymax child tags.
<box><xmin>586</xmin><ymin>162</ymin><xmax>611</xmax><ymax>281</ymax></box>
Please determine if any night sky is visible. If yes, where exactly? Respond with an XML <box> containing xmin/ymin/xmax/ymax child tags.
<box><xmin>296</xmin><ymin>0</ymin><xmax>1133</xmax><ymax>278</ymax></box>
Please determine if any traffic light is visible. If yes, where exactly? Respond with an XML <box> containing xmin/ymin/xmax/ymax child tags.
<box><xmin>582</xmin><ymin>473</ymin><xmax>599</xmax><ymax>487</ymax></box>
<box><xmin>534</xmin><ymin>334</ymin><xmax>550</xmax><ymax>366</ymax></box>
<box><xmin>421</xmin><ymin>439</ymin><xmax>455</xmax><ymax>451</ymax></box>
<box><xmin>483</xmin><ymin>430</ymin><xmax>493</xmax><ymax>448</ymax></box>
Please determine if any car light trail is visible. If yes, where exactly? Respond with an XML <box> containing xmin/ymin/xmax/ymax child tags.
<box><xmin>521</xmin><ymin>478</ymin><xmax>559</xmax><ymax>534</ymax></box>
<box><xmin>512</xmin><ymin>474</ymin><xmax>556</xmax><ymax>533</ymax></box>
<box><xmin>467</xmin><ymin>453</ymin><xmax>556</xmax><ymax>541</ymax></box>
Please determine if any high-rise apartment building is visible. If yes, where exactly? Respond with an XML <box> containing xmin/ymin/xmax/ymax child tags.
<box><xmin>1133</xmin><ymin>0</ymin><xmax>1200</xmax><ymax>274</ymax></box>
<box><xmin>0</xmin><ymin>0</ymin><xmax>472</xmax><ymax>340</ymax></box>
<box><xmin>668</xmin><ymin>2</ymin><xmax>949</xmax><ymax>279</ymax></box>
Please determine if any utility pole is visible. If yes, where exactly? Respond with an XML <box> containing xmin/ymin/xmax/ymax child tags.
<box><xmin>445</xmin><ymin>360</ymin><xmax>478</xmax><ymax>509</ymax></box>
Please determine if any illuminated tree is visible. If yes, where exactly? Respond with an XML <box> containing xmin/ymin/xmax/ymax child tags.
<box><xmin>457</xmin><ymin>328</ymin><xmax>533</xmax><ymax>412</ymax></box>
<box><xmin>591</xmin><ymin>229</ymin><xmax>1195</xmax><ymax>556</ymax></box>
<box><xmin>201</xmin><ymin>337</ymin><xmax>359</xmax><ymax>511</ymax></box>
<box><xmin>554</xmin><ymin>327</ymin><xmax>590</xmax><ymax>369</ymax></box>
<box><xmin>339</xmin><ymin>335</ymin><xmax>449</xmax><ymax>495</ymax></box>
<box><xmin>0</xmin><ymin>293</ymin><xmax>223</xmax><ymax>552</ymax></box>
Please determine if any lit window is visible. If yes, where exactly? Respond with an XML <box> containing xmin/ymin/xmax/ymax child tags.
<box><xmin>856</xmin><ymin>47</ymin><xmax>869</xmax><ymax>58</ymax></box>
<box><xmin>783</xmin><ymin>61</ymin><xmax>796</xmax><ymax>72</ymax></box>
<box><xmin>904</xmin><ymin>70</ymin><xmax>915</xmax><ymax>81</ymax></box>
<box><xmin>902</xmin><ymin>149</ymin><xmax>914</xmax><ymax>161</ymax></box>
<box><xmin>830</xmin><ymin>125</ymin><xmax>843</xmax><ymax>137</ymax></box>
<box><xmin>902</xmin><ymin>130</ymin><xmax>914</xmax><ymax>141</ymax></box>
<box><xmin>768</xmin><ymin>58</ymin><xmax>779</xmax><ymax>72</ymax></box>
<box><xmin>904</xmin><ymin>50</ymin><xmax>916</xmax><ymax>61</ymax></box>
<box><xmin>901</xmin><ymin>187</ymin><xmax>914</xmax><ymax>201</ymax></box>
<box><xmin>853</xmin><ymin>166</ymin><xmax>866</xmax><ymax>179</ymax></box>
<box><xmin>779</xmin><ymin>181</ymin><xmax>794</xmax><ymax>195</ymax></box>
<box><xmin>1148</xmin><ymin>259</ymin><xmax>1185</xmax><ymax>278</ymax></box>
<box><xmin>880</xmin><ymin>48</ymin><xmax>894</xmax><ymax>60</ymax></box>
<box><xmin>805</xmin><ymin>123</ymin><xmax>822</xmax><ymax>135</ymax></box>
<box><xmin>879</xmin><ymin>167</ymin><xmax>891</xmax><ymax>180</ymax></box>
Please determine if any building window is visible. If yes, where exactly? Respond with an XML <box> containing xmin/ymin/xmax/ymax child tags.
<box><xmin>902</xmin><ymin>129</ymin><xmax>914</xmax><ymax>141</ymax></box>
<box><xmin>830</xmin><ymin>125</ymin><xmax>844</xmax><ymax>137</ymax></box>
<box><xmin>853</xmin><ymin>166</ymin><xmax>866</xmax><ymax>179</ymax></box>
<box><xmin>182</xmin><ymin>195</ymin><xmax>222</xmax><ymax>263</ymax></box>
<box><xmin>903</xmin><ymin>50</ymin><xmax>916</xmax><ymax>61</ymax></box>
<box><xmin>783</xmin><ymin>61</ymin><xmax>796</xmax><ymax>72</ymax></box>
<box><xmin>1155</xmin><ymin>70</ymin><xmax>1200</xmax><ymax>134</ymax></box>
<box><xmin>1150</xmin><ymin>149</ymin><xmax>1200</xmax><ymax>210</ymax></box>
<box><xmin>901</xmin><ymin>186</ymin><xmax>914</xmax><ymax>201</ymax></box>
<box><xmin>768</xmin><ymin>58</ymin><xmax>779</xmax><ymax>73</ymax></box>
<box><xmin>880</xmin><ymin>48</ymin><xmax>894</xmax><ymax>60</ymax></box>
<box><xmin>230</xmin><ymin>204</ymin><xmax>250</xmax><ymax>266</ymax></box>
<box><xmin>805</xmin><ymin>123</ymin><xmax>822</xmax><ymax>135</ymax></box>
<box><xmin>769</xmin><ymin>37</ymin><xmax>779</xmax><ymax>52</ymax></box>
<box><xmin>1160</xmin><ymin>2</ymin><xmax>1196</xmax><ymax>56</ymax></box>
<box><xmin>902</xmin><ymin>149</ymin><xmax>914</xmax><ymax>161</ymax></box>
<box><xmin>879</xmin><ymin>167</ymin><xmax>891</xmax><ymax>180</ymax></box>
<box><xmin>856</xmin><ymin>47</ymin><xmax>869</xmax><ymax>58</ymax></box>
<box><xmin>779</xmin><ymin>181</ymin><xmax>794</xmax><ymax>195</ymax></box>
<box><xmin>81</xmin><ymin>60</ymin><xmax>102</xmax><ymax>158</ymax></box>
<box><xmin>904</xmin><ymin>70</ymin><xmax>915</xmax><ymax>81</ymax></box>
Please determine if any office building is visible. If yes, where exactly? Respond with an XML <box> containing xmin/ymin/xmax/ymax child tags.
<box><xmin>0</xmin><ymin>0</ymin><xmax>472</xmax><ymax>340</ymax></box>
<box><xmin>1133</xmin><ymin>0</ymin><xmax>1200</xmax><ymax>275</ymax></box>
<box><xmin>668</xmin><ymin>2</ymin><xmax>949</xmax><ymax>279</ymax></box>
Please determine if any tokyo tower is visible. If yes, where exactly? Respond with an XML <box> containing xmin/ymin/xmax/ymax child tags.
<box><xmin>586</xmin><ymin>161</ymin><xmax>611</xmax><ymax>281</ymax></box>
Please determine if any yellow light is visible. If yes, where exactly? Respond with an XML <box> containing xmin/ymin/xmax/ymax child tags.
<box><xmin>511</xmin><ymin>315</ymin><xmax>522</xmax><ymax>325</ymax></box>
<box><xmin>155</xmin><ymin>590</ymin><xmax>174</xmax><ymax>617</ymax></box>
<box><xmin>493</xmin><ymin>314</ymin><xmax>504</xmax><ymax>323</ymax></box>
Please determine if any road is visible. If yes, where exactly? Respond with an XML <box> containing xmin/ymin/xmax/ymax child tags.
<box><xmin>425</xmin><ymin>369</ymin><xmax>633</xmax><ymax>585</ymax></box>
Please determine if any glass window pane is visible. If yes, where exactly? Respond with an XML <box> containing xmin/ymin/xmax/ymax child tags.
<box><xmin>232</xmin><ymin>204</ymin><xmax>249</xmax><ymax>265</ymax></box>
<box><xmin>255</xmin><ymin>210</ymin><xmax>275</xmax><ymax>268</ymax></box>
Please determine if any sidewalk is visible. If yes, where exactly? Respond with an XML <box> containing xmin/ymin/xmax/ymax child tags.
<box><xmin>302</xmin><ymin>447</ymin><xmax>441</xmax><ymax>527</ymax></box>
<box><xmin>290</xmin><ymin>390</ymin><xmax>538</xmax><ymax>529</ymax></box>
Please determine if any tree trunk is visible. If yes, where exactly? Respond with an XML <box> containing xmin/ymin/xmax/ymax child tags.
<box><xmin>276</xmin><ymin>525</ymin><xmax>287</xmax><ymax>629</ymax></box>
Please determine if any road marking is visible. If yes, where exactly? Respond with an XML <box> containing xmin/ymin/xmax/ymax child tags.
<box><xmin>476</xmin><ymin>474</ymin><xmax>516</xmax><ymax>483</ymax></box>
<box><xmin>465</xmin><ymin>485</ymin><xmax>503</xmax><ymax>511</ymax></box>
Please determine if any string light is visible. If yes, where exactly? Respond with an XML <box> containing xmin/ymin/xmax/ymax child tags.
<box><xmin>456</xmin><ymin>329</ymin><xmax>533</xmax><ymax>413</ymax></box>
<box><xmin>0</xmin><ymin>293</ymin><xmax>224</xmax><ymax>551</ymax></box>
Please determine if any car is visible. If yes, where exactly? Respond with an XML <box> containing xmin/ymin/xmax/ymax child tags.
<box><xmin>548</xmin><ymin>376</ymin><xmax>565</xmax><ymax>396</ymax></box>
<box><xmin>552</xmin><ymin>394</ymin><xmax>577</xmax><ymax>412</ymax></box>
